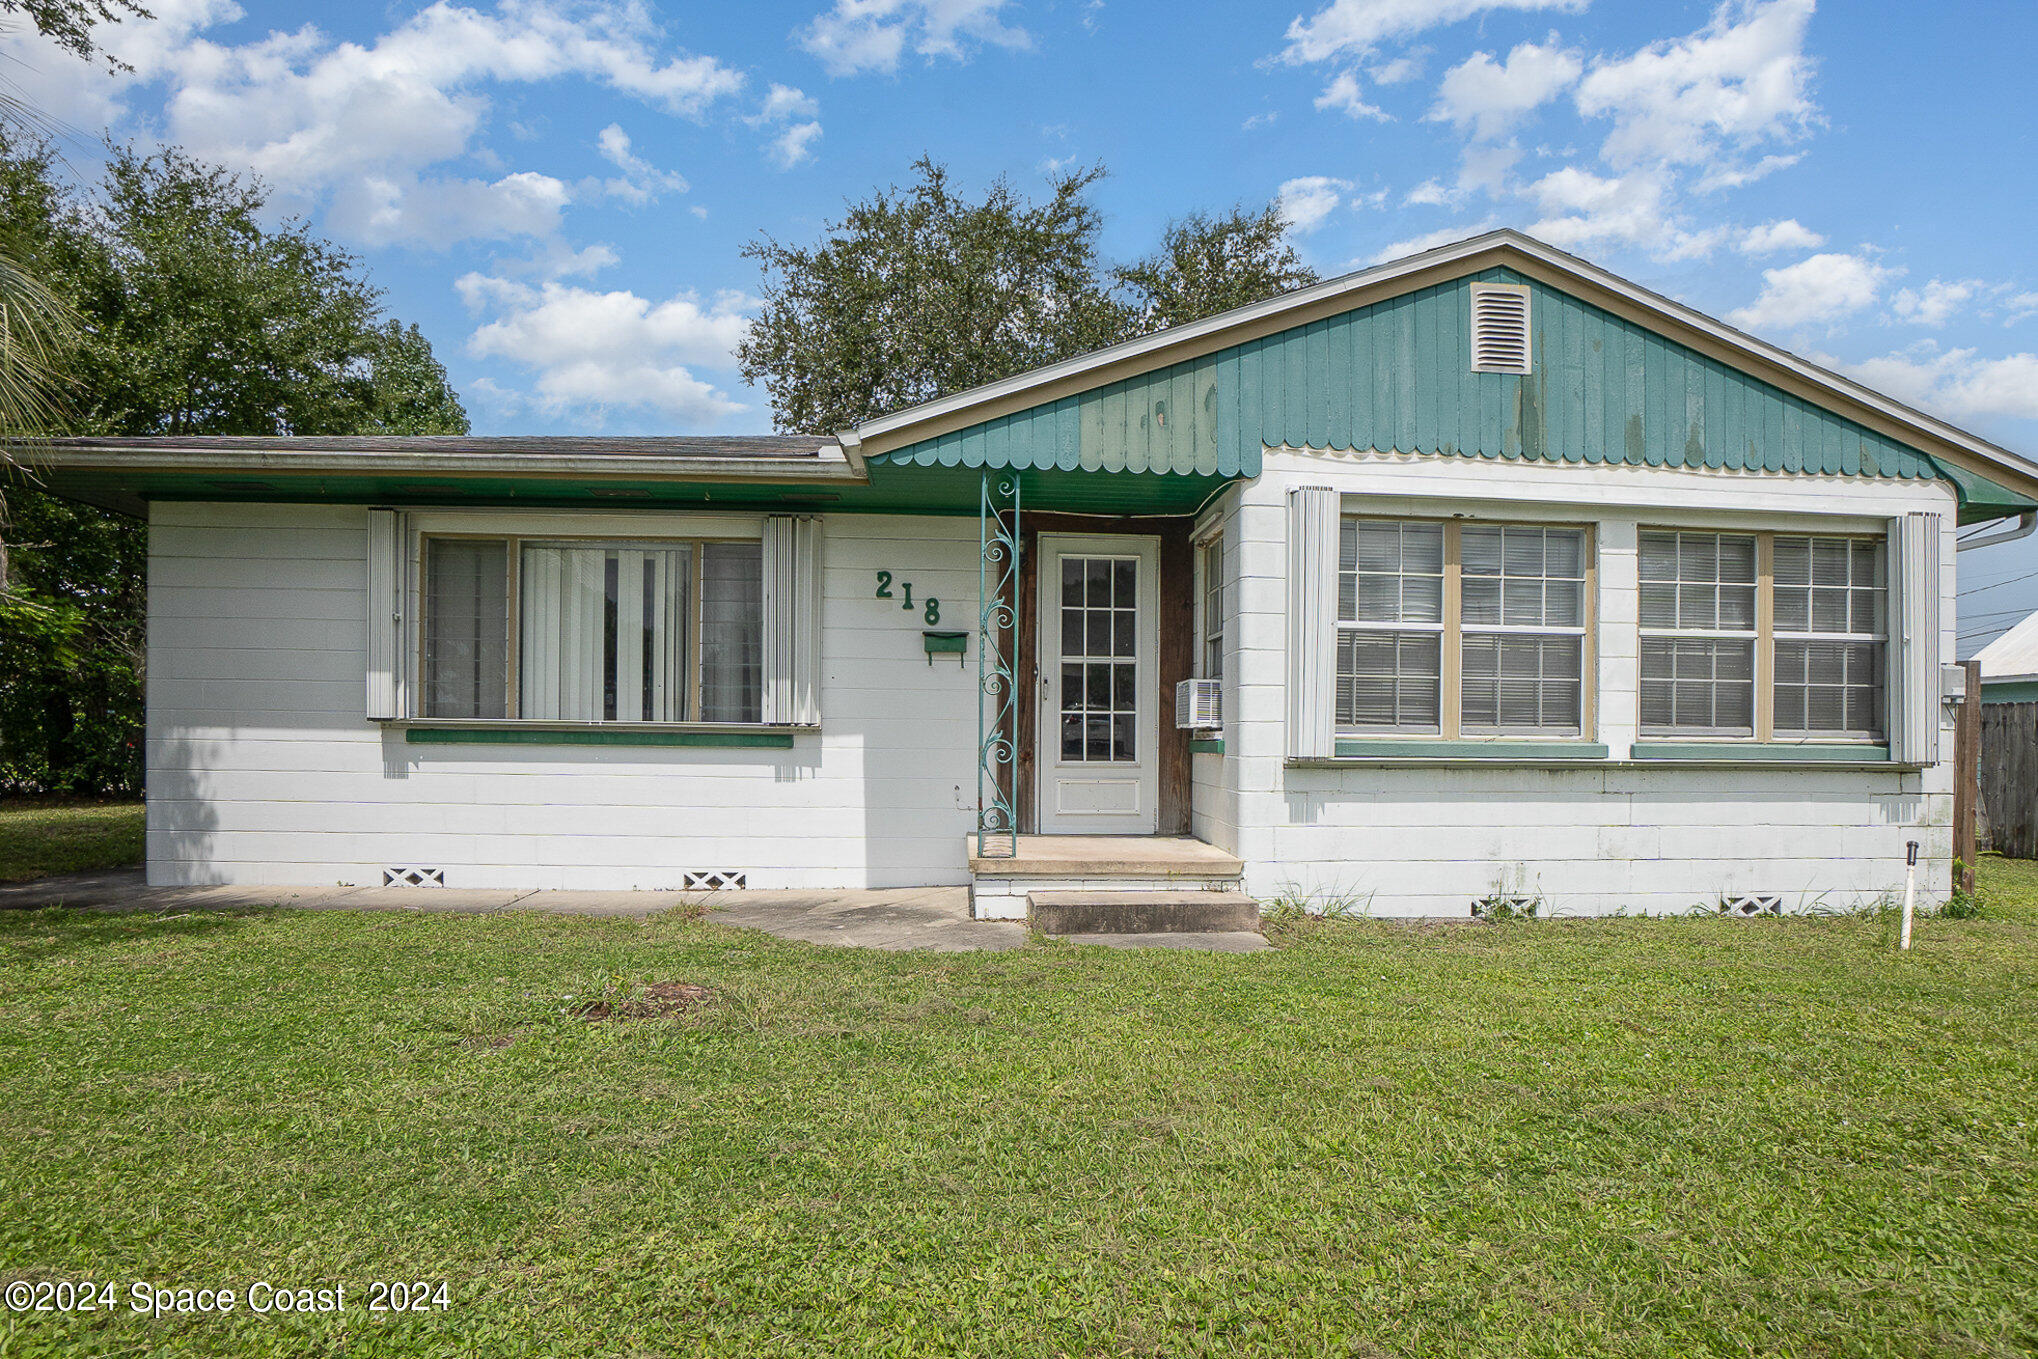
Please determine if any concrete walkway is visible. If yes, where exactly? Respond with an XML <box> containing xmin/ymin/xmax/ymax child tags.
<box><xmin>0</xmin><ymin>869</ymin><xmax>1029</xmax><ymax>951</ymax></box>
<box><xmin>0</xmin><ymin>870</ymin><xmax>1272</xmax><ymax>952</ymax></box>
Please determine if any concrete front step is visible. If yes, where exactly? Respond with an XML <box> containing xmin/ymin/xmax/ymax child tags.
<box><xmin>1029</xmin><ymin>890</ymin><xmax>1261</xmax><ymax>936</ymax></box>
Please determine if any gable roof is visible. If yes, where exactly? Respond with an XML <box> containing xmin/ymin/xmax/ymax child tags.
<box><xmin>1976</xmin><ymin>610</ymin><xmax>2038</xmax><ymax>683</ymax></box>
<box><xmin>847</xmin><ymin>229</ymin><xmax>2038</xmax><ymax>514</ymax></box>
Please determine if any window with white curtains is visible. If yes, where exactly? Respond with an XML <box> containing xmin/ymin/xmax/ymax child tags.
<box><xmin>419</xmin><ymin>535</ymin><xmax>764</xmax><ymax>723</ymax></box>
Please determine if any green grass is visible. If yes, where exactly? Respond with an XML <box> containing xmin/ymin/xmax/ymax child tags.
<box><xmin>0</xmin><ymin>800</ymin><xmax>143</xmax><ymax>883</ymax></box>
<box><xmin>2</xmin><ymin>865</ymin><xmax>2035</xmax><ymax>1357</ymax></box>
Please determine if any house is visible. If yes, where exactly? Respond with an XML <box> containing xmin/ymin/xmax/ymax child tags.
<box><xmin>1974</xmin><ymin>608</ymin><xmax>2038</xmax><ymax>704</ymax></box>
<box><xmin>1971</xmin><ymin>606</ymin><xmax>2038</xmax><ymax>858</ymax></box>
<box><xmin>28</xmin><ymin>230</ymin><xmax>2038</xmax><ymax>918</ymax></box>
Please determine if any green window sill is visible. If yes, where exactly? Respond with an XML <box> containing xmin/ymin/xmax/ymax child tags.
<box><xmin>402</xmin><ymin>725</ymin><xmax>797</xmax><ymax>749</ymax></box>
<box><xmin>1328</xmin><ymin>739</ymin><xmax>1610</xmax><ymax>763</ymax></box>
<box><xmin>1189</xmin><ymin>737</ymin><xmax>1226</xmax><ymax>755</ymax></box>
<box><xmin>1631</xmin><ymin>741</ymin><xmax>1890</xmax><ymax>763</ymax></box>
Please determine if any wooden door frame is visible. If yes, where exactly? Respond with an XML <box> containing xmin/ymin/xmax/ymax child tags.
<box><xmin>1014</xmin><ymin>512</ymin><xmax>1193</xmax><ymax>835</ymax></box>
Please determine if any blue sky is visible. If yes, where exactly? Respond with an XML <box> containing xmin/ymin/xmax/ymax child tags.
<box><xmin>12</xmin><ymin>0</ymin><xmax>2038</xmax><ymax>646</ymax></box>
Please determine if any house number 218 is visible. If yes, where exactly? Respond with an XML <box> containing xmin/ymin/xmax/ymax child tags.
<box><xmin>876</xmin><ymin>570</ymin><xmax>940</xmax><ymax>624</ymax></box>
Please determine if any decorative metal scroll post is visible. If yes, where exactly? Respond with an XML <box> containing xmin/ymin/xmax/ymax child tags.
<box><xmin>977</xmin><ymin>472</ymin><xmax>1021</xmax><ymax>858</ymax></box>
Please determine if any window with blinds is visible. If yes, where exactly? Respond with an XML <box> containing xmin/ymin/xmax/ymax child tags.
<box><xmin>1337</xmin><ymin>517</ymin><xmax>1589</xmax><ymax>736</ymax></box>
<box><xmin>1639</xmin><ymin>528</ymin><xmax>1885</xmax><ymax>742</ymax></box>
<box><xmin>1639</xmin><ymin>532</ymin><xmax>1757</xmax><ymax>736</ymax></box>
<box><xmin>1460</xmin><ymin>525</ymin><xmax>1586</xmax><ymax>734</ymax></box>
<box><xmin>1773</xmin><ymin>536</ymin><xmax>1885</xmax><ymax>739</ymax></box>
<box><xmin>1338</xmin><ymin>519</ymin><xmax>1444</xmax><ymax>731</ymax></box>
<box><xmin>419</xmin><ymin>535</ymin><xmax>764</xmax><ymax>724</ymax></box>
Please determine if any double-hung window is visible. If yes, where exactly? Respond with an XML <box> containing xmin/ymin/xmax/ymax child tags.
<box><xmin>1337</xmin><ymin>517</ymin><xmax>1589</xmax><ymax>737</ymax></box>
<box><xmin>1198</xmin><ymin>536</ymin><xmax>1225</xmax><ymax>682</ymax></box>
<box><xmin>419</xmin><ymin>535</ymin><xmax>763</xmax><ymax>724</ymax></box>
<box><xmin>1639</xmin><ymin>529</ymin><xmax>1885</xmax><ymax>742</ymax></box>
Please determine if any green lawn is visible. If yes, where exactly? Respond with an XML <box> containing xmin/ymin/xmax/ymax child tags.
<box><xmin>0</xmin><ymin>800</ymin><xmax>144</xmax><ymax>883</ymax></box>
<box><xmin>1</xmin><ymin>866</ymin><xmax>2035</xmax><ymax>1357</ymax></box>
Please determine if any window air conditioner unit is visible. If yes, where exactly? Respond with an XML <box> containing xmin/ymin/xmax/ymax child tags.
<box><xmin>1176</xmin><ymin>678</ymin><xmax>1221</xmax><ymax>730</ymax></box>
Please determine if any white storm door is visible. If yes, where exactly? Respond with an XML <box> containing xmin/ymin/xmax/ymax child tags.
<box><xmin>1037</xmin><ymin>534</ymin><xmax>1161</xmax><ymax>835</ymax></box>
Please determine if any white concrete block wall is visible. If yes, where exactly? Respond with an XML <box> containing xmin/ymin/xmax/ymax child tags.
<box><xmin>146</xmin><ymin>503</ymin><xmax>983</xmax><ymax>889</ymax></box>
<box><xmin>1208</xmin><ymin>450</ymin><xmax>1960</xmax><ymax>917</ymax></box>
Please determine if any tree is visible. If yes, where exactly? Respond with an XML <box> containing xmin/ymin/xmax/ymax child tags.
<box><xmin>1113</xmin><ymin>204</ymin><xmax>1319</xmax><ymax>333</ymax></box>
<box><xmin>737</xmin><ymin>157</ymin><xmax>1133</xmax><ymax>434</ymax></box>
<box><xmin>738</xmin><ymin>160</ymin><xmax>1319</xmax><ymax>433</ymax></box>
<box><xmin>1</xmin><ymin>0</ymin><xmax>150</xmax><ymax>68</ymax></box>
<box><xmin>0</xmin><ymin>136</ymin><xmax>467</xmax><ymax>794</ymax></box>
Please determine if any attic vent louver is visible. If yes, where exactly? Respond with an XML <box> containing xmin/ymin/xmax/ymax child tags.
<box><xmin>1470</xmin><ymin>283</ymin><xmax>1531</xmax><ymax>374</ymax></box>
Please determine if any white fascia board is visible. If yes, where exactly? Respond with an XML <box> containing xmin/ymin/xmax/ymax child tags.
<box><xmin>850</xmin><ymin>228</ymin><xmax>2038</xmax><ymax>493</ymax></box>
<box><xmin>24</xmin><ymin>446</ymin><xmax>864</xmax><ymax>483</ymax></box>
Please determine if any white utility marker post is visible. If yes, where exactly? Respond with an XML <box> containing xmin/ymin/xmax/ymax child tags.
<box><xmin>1901</xmin><ymin>840</ymin><xmax>1919</xmax><ymax>951</ymax></box>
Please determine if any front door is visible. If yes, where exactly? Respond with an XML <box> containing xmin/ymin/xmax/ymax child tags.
<box><xmin>1036</xmin><ymin>534</ymin><xmax>1160</xmax><ymax>834</ymax></box>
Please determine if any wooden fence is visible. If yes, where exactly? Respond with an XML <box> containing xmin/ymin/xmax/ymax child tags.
<box><xmin>1980</xmin><ymin>697</ymin><xmax>2038</xmax><ymax>859</ymax></box>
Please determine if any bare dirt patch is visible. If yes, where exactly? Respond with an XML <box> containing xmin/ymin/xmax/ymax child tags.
<box><xmin>574</xmin><ymin>981</ymin><xmax>714</xmax><ymax>1022</ymax></box>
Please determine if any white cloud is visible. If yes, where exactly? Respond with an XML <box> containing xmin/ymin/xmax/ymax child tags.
<box><xmin>1891</xmin><ymin>279</ymin><xmax>1979</xmax><ymax>328</ymax></box>
<box><xmin>595</xmin><ymin>124</ymin><xmax>687</xmax><ymax>205</ymax></box>
<box><xmin>2006</xmin><ymin>293</ymin><xmax>2038</xmax><ymax>326</ymax></box>
<box><xmin>1314</xmin><ymin>70</ymin><xmax>1389</xmax><ymax>120</ymax></box>
<box><xmin>1280</xmin><ymin>0</ymin><xmax>1586</xmax><ymax>66</ymax></box>
<box><xmin>770</xmin><ymin>121</ymin><xmax>824</xmax><ymax>169</ymax></box>
<box><xmin>1574</xmin><ymin>0</ymin><xmax>1817</xmax><ymax>173</ymax></box>
<box><xmin>1404</xmin><ymin>178</ymin><xmax>1451</xmax><ymax>207</ymax></box>
<box><xmin>746</xmin><ymin>82</ymin><xmax>824</xmax><ymax>167</ymax></box>
<box><xmin>1694</xmin><ymin>151</ymin><xmax>1801</xmax><ymax>192</ymax></box>
<box><xmin>328</xmin><ymin>170</ymin><xmax>573</xmax><ymax>248</ymax></box>
<box><xmin>459</xmin><ymin>272</ymin><xmax>753</xmax><ymax>422</ymax></box>
<box><xmin>1428</xmin><ymin>38</ymin><xmax>1581</xmax><ymax>141</ymax></box>
<box><xmin>3</xmin><ymin>0</ymin><xmax>746</xmax><ymax>248</ymax></box>
<box><xmin>1368</xmin><ymin>53</ymin><xmax>1423</xmax><ymax>85</ymax></box>
<box><xmin>1834</xmin><ymin>343</ymin><xmax>2038</xmax><ymax>425</ymax></box>
<box><xmin>1278</xmin><ymin>176</ymin><xmax>1353</xmax><ymax>234</ymax></box>
<box><xmin>1737</xmin><ymin>218</ymin><xmax>1823</xmax><ymax>256</ymax></box>
<box><xmin>1241</xmin><ymin>110</ymin><xmax>1279</xmax><ymax>131</ymax></box>
<box><xmin>1368</xmin><ymin>219</ymin><xmax>1501</xmax><ymax>264</ymax></box>
<box><xmin>754</xmin><ymin>82</ymin><xmax>820</xmax><ymax>122</ymax></box>
<box><xmin>1730</xmin><ymin>251</ymin><xmax>1898</xmax><ymax>332</ymax></box>
<box><xmin>799</xmin><ymin>0</ymin><xmax>1029</xmax><ymax>77</ymax></box>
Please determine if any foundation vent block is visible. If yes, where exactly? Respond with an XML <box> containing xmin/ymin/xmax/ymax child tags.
<box><xmin>681</xmin><ymin>870</ymin><xmax>747</xmax><ymax>891</ymax></box>
<box><xmin>1720</xmin><ymin>893</ymin><xmax>1784</xmax><ymax>917</ymax></box>
<box><xmin>383</xmin><ymin>866</ymin><xmax>446</xmax><ymax>887</ymax></box>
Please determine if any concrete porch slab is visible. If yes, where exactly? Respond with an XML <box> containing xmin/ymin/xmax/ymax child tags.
<box><xmin>706</xmin><ymin>888</ymin><xmax>1026</xmax><ymax>951</ymax></box>
<box><xmin>966</xmin><ymin>835</ymin><xmax>1244</xmax><ymax>879</ymax></box>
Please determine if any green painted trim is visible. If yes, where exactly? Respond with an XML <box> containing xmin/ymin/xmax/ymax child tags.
<box><xmin>1189</xmin><ymin>737</ymin><xmax>1226</xmax><ymax>754</ymax></box>
<box><xmin>404</xmin><ymin>726</ymin><xmax>796</xmax><ymax>749</ymax></box>
<box><xmin>1332</xmin><ymin>738</ymin><xmax>1609</xmax><ymax>761</ymax></box>
<box><xmin>1981</xmin><ymin>679</ymin><xmax>2038</xmax><ymax>704</ymax></box>
<box><xmin>1632</xmin><ymin>741</ymin><xmax>1889</xmax><ymax>762</ymax></box>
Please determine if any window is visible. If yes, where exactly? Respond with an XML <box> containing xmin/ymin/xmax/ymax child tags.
<box><xmin>1638</xmin><ymin>532</ymin><xmax>1757</xmax><ymax>736</ymax></box>
<box><xmin>420</xmin><ymin>535</ymin><xmax>763</xmax><ymax>723</ymax></box>
<box><xmin>1773</xmin><ymin>536</ymin><xmax>1885</xmax><ymax>739</ymax></box>
<box><xmin>1337</xmin><ymin>517</ymin><xmax>1588</xmax><ymax>736</ymax></box>
<box><xmin>1459</xmin><ymin>525</ymin><xmax>1586</xmax><ymax>733</ymax></box>
<box><xmin>1198</xmin><ymin>537</ymin><xmax>1224</xmax><ymax>681</ymax></box>
<box><xmin>1639</xmin><ymin>529</ymin><xmax>1885</xmax><ymax>742</ymax></box>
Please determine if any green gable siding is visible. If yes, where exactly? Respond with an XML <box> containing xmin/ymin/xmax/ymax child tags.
<box><xmin>875</xmin><ymin>268</ymin><xmax>2027</xmax><ymax>514</ymax></box>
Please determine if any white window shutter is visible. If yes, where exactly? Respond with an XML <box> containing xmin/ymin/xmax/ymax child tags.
<box><xmin>1287</xmin><ymin>486</ymin><xmax>1339</xmax><ymax>759</ymax></box>
<box><xmin>762</xmin><ymin>514</ymin><xmax>823</xmax><ymax>726</ymax></box>
<box><xmin>365</xmin><ymin>508</ymin><xmax>405</xmax><ymax>720</ymax></box>
<box><xmin>1887</xmin><ymin>511</ymin><xmax>1941</xmax><ymax>764</ymax></box>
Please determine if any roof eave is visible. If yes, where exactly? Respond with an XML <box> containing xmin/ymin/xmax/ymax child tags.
<box><xmin>13</xmin><ymin>445</ymin><xmax>865</xmax><ymax>484</ymax></box>
<box><xmin>849</xmin><ymin>228</ymin><xmax>2038</xmax><ymax>502</ymax></box>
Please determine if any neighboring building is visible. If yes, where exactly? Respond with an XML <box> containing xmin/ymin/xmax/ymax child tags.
<box><xmin>1975</xmin><ymin>610</ymin><xmax>2038</xmax><ymax>703</ymax></box>
<box><xmin>28</xmin><ymin>231</ymin><xmax>2038</xmax><ymax>917</ymax></box>
<box><xmin>1973</xmin><ymin>609</ymin><xmax>2038</xmax><ymax>858</ymax></box>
